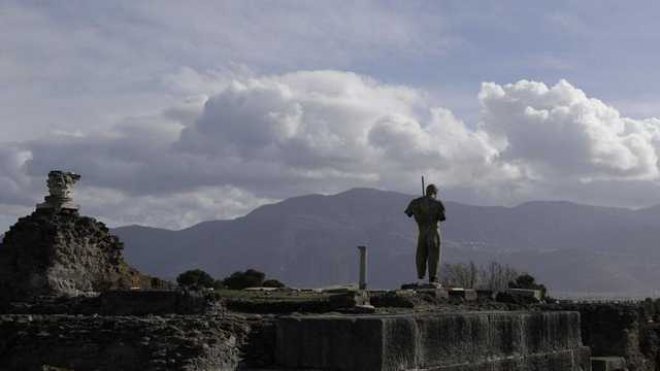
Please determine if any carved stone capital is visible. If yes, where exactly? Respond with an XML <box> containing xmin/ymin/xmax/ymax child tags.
<box><xmin>37</xmin><ymin>170</ymin><xmax>81</xmax><ymax>211</ymax></box>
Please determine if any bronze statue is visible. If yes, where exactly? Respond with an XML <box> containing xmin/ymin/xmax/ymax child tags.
<box><xmin>405</xmin><ymin>184</ymin><xmax>446</xmax><ymax>285</ymax></box>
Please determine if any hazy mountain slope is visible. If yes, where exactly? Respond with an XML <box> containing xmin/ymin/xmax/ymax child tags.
<box><xmin>113</xmin><ymin>188</ymin><xmax>660</xmax><ymax>294</ymax></box>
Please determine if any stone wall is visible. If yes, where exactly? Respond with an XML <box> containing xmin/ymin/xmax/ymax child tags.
<box><xmin>276</xmin><ymin>311</ymin><xmax>591</xmax><ymax>371</ymax></box>
<box><xmin>3</xmin><ymin>289</ymin><xmax>621</xmax><ymax>371</ymax></box>
<box><xmin>0</xmin><ymin>313</ymin><xmax>248</xmax><ymax>371</ymax></box>
<box><xmin>542</xmin><ymin>303</ymin><xmax>652</xmax><ymax>371</ymax></box>
<box><xmin>0</xmin><ymin>303</ymin><xmax>592</xmax><ymax>371</ymax></box>
<box><xmin>0</xmin><ymin>290</ymin><xmax>213</xmax><ymax>316</ymax></box>
<box><xmin>98</xmin><ymin>290</ymin><xmax>213</xmax><ymax>315</ymax></box>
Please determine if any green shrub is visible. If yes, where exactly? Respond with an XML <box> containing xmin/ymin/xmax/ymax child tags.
<box><xmin>262</xmin><ymin>279</ymin><xmax>286</xmax><ymax>288</ymax></box>
<box><xmin>177</xmin><ymin>269</ymin><xmax>216</xmax><ymax>289</ymax></box>
<box><xmin>508</xmin><ymin>273</ymin><xmax>547</xmax><ymax>298</ymax></box>
<box><xmin>222</xmin><ymin>269</ymin><xmax>266</xmax><ymax>289</ymax></box>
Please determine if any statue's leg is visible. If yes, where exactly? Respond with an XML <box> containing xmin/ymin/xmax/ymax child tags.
<box><xmin>428</xmin><ymin>232</ymin><xmax>440</xmax><ymax>282</ymax></box>
<box><xmin>416</xmin><ymin>235</ymin><xmax>427</xmax><ymax>280</ymax></box>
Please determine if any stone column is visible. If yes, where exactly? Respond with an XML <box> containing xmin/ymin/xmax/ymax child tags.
<box><xmin>357</xmin><ymin>245</ymin><xmax>367</xmax><ymax>290</ymax></box>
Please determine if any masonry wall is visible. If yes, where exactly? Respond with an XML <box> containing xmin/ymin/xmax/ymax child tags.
<box><xmin>0</xmin><ymin>314</ymin><xmax>248</xmax><ymax>371</ymax></box>
<box><xmin>542</xmin><ymin>302</ymin><xmax>658</xmax><ymax>371</ymax></box>
<box><xmin>276</xmin><ymin>311</ymin><xmax>591</xmax><ymax>371</ymax></box>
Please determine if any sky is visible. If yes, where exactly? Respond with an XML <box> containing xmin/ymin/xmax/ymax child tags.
<box><xmin>4</xmin><ymin>0</ymin><xmax>660</xmax><ymax>231</ymax></box>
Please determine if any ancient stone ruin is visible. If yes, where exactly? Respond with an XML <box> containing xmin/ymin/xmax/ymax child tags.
<box><xmin>36</xmin><ymin>170</ymin><xmax>81</xmax><ymax>211</ymax></box>
<box><xmin>1</xmin><ymin>171</ymin><xmax>658</xmax><ymax>370</ymax></box>
<box><xmin>0</xmin><ymin>170</ymin><xmax>153</xmax><ymax>301</ymax></box>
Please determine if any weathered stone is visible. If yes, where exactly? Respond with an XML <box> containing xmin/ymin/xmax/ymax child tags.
<box><xmin>401</xmin><ymin>282</ymin><xmax>444</xmax><ymax>290</ymax></box>
<box><xmin>371</xmin><ymin>290</ymin><xmax>417</xmax><ymax>308</ymax></box>
<box><xmin>448</xmin><ymin>288</ymin><xmax>478</xmax><ymax>301</ymax></box>
<box><xmin>338</xmin><ymin>304</ymin><xmax>376</xmax><ymax>314</ymax></box>
<box><xmin>0</xmin><ymin>208</ymin><xmax>158</xmax><ymax>301</ymax></box>
<box><xmin>98</xmin><ymin>290</ymin><xmax>211</xmax><ymax>315</ymax></box>
<box><xmin>541</xmin><ymin>302</ymin><xmax>650</xmax><ymax>371</ymax></box>
<box><xmin>418</xmin><ymin>288</ymin><xmax>450</xmax><ymax>300</ymax></box>
<box><xmin>328</xmin><ymin>290</ymin><xmax>370</xmax><ymax>308</ymax></box>
<box><xmin>476</xmin><ymin>289</ymin><xmax>494</xmax><ymax>300</ymax></box>
<box><xmin>275</xmin><ymin>311</ymin><xmax>590</xmax><ymax>371</ymax></box>
<box><xmin>37</xmin><ymin>170</ymin><xmax>81</xmax><ymax>211</ymax></box>
<box><xmin>591</xmin><ymin>356</ymin><xmax>627</xmax><ymax>371</ymax></box>
<box><xmin>0</xmin><ymin>313</ymin><xmax>248</xmax><ymax>371</ymax></box>
<box><xmin>357</xmin><ymin>245</ymin><xmax>367</xmax><ymax>290</ymax></box>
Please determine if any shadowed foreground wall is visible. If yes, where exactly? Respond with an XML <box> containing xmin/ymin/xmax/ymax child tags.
<box><xmin>0</xmin><ymin>314</ymin><xmax>248</xmax><ymax>370</ymax></box>
<box><xmin>276</xmin><ymin>311</ymin><xmax>591</xmax><ymax>371</ymax></box>
<box><xmin>0</xmin><ymin>305</ymin><xmax>590</xmax><ymax>370</ymax></box>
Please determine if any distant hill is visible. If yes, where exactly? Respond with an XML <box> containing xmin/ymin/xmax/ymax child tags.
<box><xmin>113</xmin><ymin>188</ymin><xmax>660</xmax><ymax>296</ymax></box>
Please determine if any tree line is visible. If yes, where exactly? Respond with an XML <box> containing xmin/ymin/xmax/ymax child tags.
<box><xmin>176</xmin><ymin>268</ymin><xmax>285</xmax><ymax>290</ymax></box>
<box><xmin>441</xmin><ymin>261</ymin><xmax>546</xmax><ymax>294</ymax></box>
<box><xmin>177</xmin><ymin>261</ymin><xmax>546</xmax><ymax>294</ymax></box>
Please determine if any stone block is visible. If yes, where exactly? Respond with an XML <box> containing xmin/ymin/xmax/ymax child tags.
<box><xmin>337</xmin><ymin>304</ymin><xmax>376</xmax><ymax>314</ymax></box>
<box><xmin>448</xmin><ymin>288</ymin><xmax>477</xmax><ymax>301</ymax></box>
<box><xmin>0</xmin><ymin>314</ymin><xmax>247</xmax><ymax>370</ymax></box>
<box><xmin>399</xmin><ymin>283</ymin><xmax>449</xmax><ymax>300</ymax></box>
<box><xmin>276</xmin><ymin>315</ymin><xmax>384</xmax><ymax>370</ymax></box>
<box><xmin>417</xmin><ymin>288</ymin><xmax>449</xmax><ymax>300</ymax></box>
<box><xmin>99</xmin><ymin>290</ymin><xmax>208</xmax><ymax>315</ymax></box>
<box><xmin>328</xmin><ymin>290</ymin><xmax>370</xmax><ymax>308</ymax></box>
<box><xmin>401</xmin><ymin>282</ymin><xmax>442</xmax><ymax>290</ymax></box>
<box><xmin>476</xmin><ymin>289</ymin><xmax>494</xmax><ymax>300</ymax></box>
<box><xmin>275</xmin><ymin>311</ymin><xmax>590</xmax><ymax>371</ymax></box>
<box><xmin>370</xmin><ymin>290</ymin><xmax>417</xmax><ymax>308</ymax></box>
<box><xmin>591</xmin><ymin>356</ymin><xmax>627</xmax><ymax>371</ymax></box>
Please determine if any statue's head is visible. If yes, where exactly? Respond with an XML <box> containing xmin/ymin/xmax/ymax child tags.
<box><xmin>425</xmin><ymin>184</ymin><xmax>437</xmax><ymax>198</ymax></box>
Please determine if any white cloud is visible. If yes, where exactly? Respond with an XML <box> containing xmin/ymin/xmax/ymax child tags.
<box><xmin>76</xmin><ymin>186</ymin><xmax>274</xmax><ymax>230</ymax></box>
<box><xmin>177</xmin><ymin>70</ymin><xmax>514</xmax><ymax>195</ymax></box>
<box><xmin>1</xmin><ymin>70</ymin><xmax>512</xmax><ymax>229</ymax></box>
<box><xmin>0</xmin><ymin>145</ymin><xmax>34</xmax><ymax>205</ymax></box>
<box><xmin>479</xmin><ymin>79</ymin><xmax>660</xmax><ymax>181</ymax></box>
<box><xmin>7</xmin><ymin>1</ymin><xmax>660</xmax><ymax>233</ymax></box>
<box><xmin>0</xmin><ymin>1</ymin><xmax>455</xmax><ymax>141</ymax></box>
<box><xmin>5</xmin><ymin>71</ymin><xmax>660</xmax><ymax>231</ymax></box>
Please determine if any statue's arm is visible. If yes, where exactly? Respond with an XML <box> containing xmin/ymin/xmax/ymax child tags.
<box><xmin>404</xmin><ymin>201</ymin><xmax>414</xmax><ymax>217</ymax></box>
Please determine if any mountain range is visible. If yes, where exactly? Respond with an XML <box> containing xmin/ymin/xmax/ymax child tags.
<box><xmin>113</xmin><ymin>188</ymin><xmax>660</xmax><ymax>297</ymax></box>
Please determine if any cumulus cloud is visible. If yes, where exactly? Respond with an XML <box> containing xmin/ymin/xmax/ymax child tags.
<box><xmin>479</xmin><ymin>80</ymin><xmax>660</xmax><ymax>181</ymax></box>
<box><xmin>2</xmin><ymin>70</ymin><xmax>514</xmax><ymax>229</ymax></box>
<box><xmin>176</xmin><ymin>70</ymin><xmax>515</xmax><ymax>196</ymax></box>
<box><xmin>0</xmin><ymin>145</ymin><xmax>34</xmax><ymax>205</ymax></box>
<box><xmin>4</xmin><ymin>71</ymin><xmax>660</xmax><ymax>231</ymax></box>
<box><xmin>76</xmin><ymin>186</ymin><xmax>274</xmax><ymax>230</ymax></box>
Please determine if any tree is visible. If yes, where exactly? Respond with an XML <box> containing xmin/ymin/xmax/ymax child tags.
<box><xmin>508</xmin><ymin>273</ymin><xmax>547</xmax><ymax>297</ymax></box>
<box><xmin>441</xmin><ymin>262</ymin><xmax>478</xmax><ymax>288</ymax></box>
<box><xmin>479</xmin><ymin>261</ymin><xmax>519</xmax><ymax>291</ymax></box>
<box><xmin>222</xmin><ymin>269</ymin><xmax>266</xmax><ymax>290</ymax></box>
<box><xmin>262</xmin><ymin>279</ymin><xmax>286</xmax><ymax>288</ymax></box>
<box><xmin>176</xmin><ymin>269</ymin><xmax>216</xmax><ymax>289</ymax></box>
